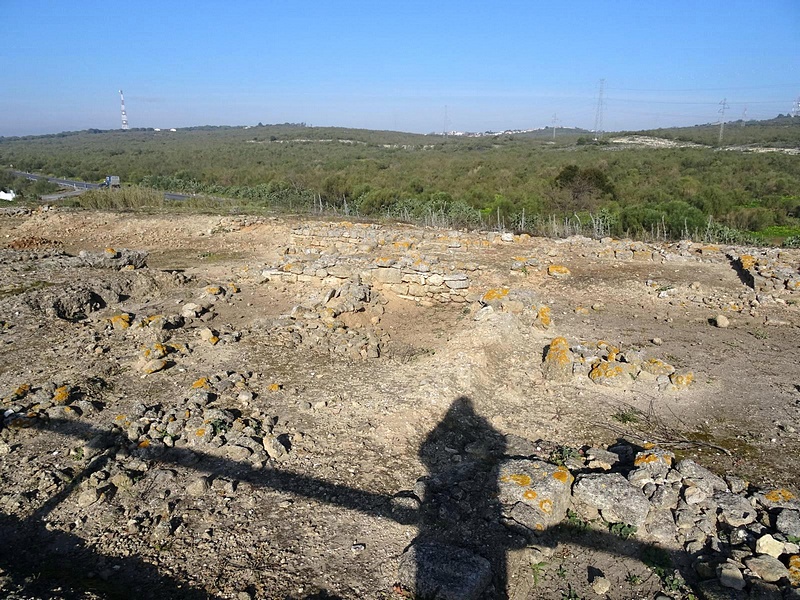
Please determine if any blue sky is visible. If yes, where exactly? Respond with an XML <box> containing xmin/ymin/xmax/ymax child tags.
<box><xmin>2</xmin><ymin>0</ymin><xmax>798</xmax><ymax>136</ymax></box>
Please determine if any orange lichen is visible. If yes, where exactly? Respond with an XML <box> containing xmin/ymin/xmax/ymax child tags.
<box><xmin>547</xmin><ymin>265</ymin><xmax>571</xmax><ymax>277</ymax></box>
<box><xmin>539</xmin><ymin>499</ymin><xmax>553</xmax><ymax>513</ymax></box>
<box><xmin>589</xmin><ymin>361</ymin><xmax>624</xmax><ymax>382</ymax></box>
<box><xmin>205</xmin><ymin>286</ymin><xmax>222</xmax><ymax>295</ymax></box>
<box><xmin>546</xmin><ymin>337</ymin><xmax>572</xmax><ymax>366</ymax></box>
<box><xmin>764</xmin><ymin>488</ymin><xmax>796</xmax><ymax>502</ymax></box>
<box><xmin>740</xmin><ymin>254</ymin><xmax>756</xmax><ymax>270</ymax></box>
<box><xmin>482</xmin><ymin>288</ymin><xmax>510</xmax><ymax>303</ymax></box>
<box><xmin>192</xmin><ymin>377</ymin><xmax>210</xmax><ymax>389</ymax></box>
<box><xmin>195</xmin><ymin>428</ymin><xmax>206</xmax><ymax>437</ymax></box>
<box><xmin>501</xmin><ymin>474</ymin><xmax>532</xmax><ymax>487</ymax></box>
<box><xmin>788</xmin><ymin>555</ymin><xmax>800</xmax><ymax>586</ymax></box>
<box><xmin>268</xmin><ymin>383</ymin><xmax>282</xmax><ymax>392</ymax></box>
<box><xmin>109</xmin><ymin>313</ymin><xmax>131</xmax><ymax>330</ymax></box>
<box><xmin>537</xmin><ymin>306</ymin><xmax>552</xmax><ymax>328</ymax></box>
<box><xmin>642</xmin><ymin>358</ymin><xmax>674</xmax><ymax>376</ymax></box>
<box><xmin>52</xmin><ymin>386</ymin><xmax>71</xmax><ymax>404</ymax></box>
<box><xmin>669</xmin><ymin>372</ymin><xmax>694</xmax><ymax>388</ymax></box>
<box><xmin>137</xmin><ymin>439</ymin><xmax>150</xmax><ymax>448</ymax></box>
<box><xmin>634</xmin><ymin>452</ymin><xmax>671</xmax><ymax>466</ymax></box>
<box><xmin>552</xmin><ymin>467</ymin><xmax>571</xmax><ymax>484</ymax></box>
<box><xmin>523</xmin><ymin>490</ymin><xmax>538</xmax><ymax>500</ymax></box>
<box><xmin>11</xmin><ymin>383</ymin><xmax>31</xmax><ymax>399</ymax></box>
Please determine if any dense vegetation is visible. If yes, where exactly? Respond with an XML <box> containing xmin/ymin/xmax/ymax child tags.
<box><xmin>2</xmin><ymin>119</ymin><xmax>799</xmax><ymax>244</ymax></box>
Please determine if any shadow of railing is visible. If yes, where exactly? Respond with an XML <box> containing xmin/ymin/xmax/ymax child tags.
<box><xmin>0</xmin><ymin>400</ymin><xmax>704</xmax><ymax>599</ymax></box>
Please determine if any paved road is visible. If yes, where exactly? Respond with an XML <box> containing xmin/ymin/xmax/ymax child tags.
<box><xmin>8</xmin><ymin>170</ymin><xmax>189</xmax><ymax>200</ymax></box>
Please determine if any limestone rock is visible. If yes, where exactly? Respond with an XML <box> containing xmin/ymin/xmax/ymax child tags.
<box><xmin>496</xmin><ymin>459</ymin><xmax>574</xmax><ymax>533</ymax></box>
<box><xmin>714</xmin><ymin>491</ymin><xmax>757</xmax><ymax>527</ymax></box>
<box><xmin>573</xmin><ymin>472</ymin><xmax>650</xmax><ymax>527</ymax></box>
<box><xmin>541</xmin><ymin>337</ymin><xmax>574</xmax><ymax>382</ymax></box>
<box><xmin>676</xmin><ymin>459</ymin><xmax>728</xmax><ymax>494</ymax></box>
<box><xmin>718</xmin><ymin>563</ymin><xmax>745</xmax><ymax>590</ymax></box>
<box><xmin>745</xmin><ymin>554</ymin><xmax>789</xmax><ymax>583</ymax></box>
<box><xmin>755</xmin><ymin>534</ymin><xmax>784</xmax><ymax>558</ymax></box>
<box><xmin>777</xmin><ymin>509</ymin><xmax>800</xmax><ymax>537</ymax></box>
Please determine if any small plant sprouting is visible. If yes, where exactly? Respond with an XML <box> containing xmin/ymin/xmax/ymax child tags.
<box><xmin>556</xmin><ymin>564</ymin><xmax>568</xmax><ymax>579</ymax></box>
<box><xmin>549</xmin><ymin>445</ymin><xmax>580</xmax><ymax>466</ymax></box>
<box><xmin>611</xmin><ymin>407</ymin><xmax>641</xmax><ymax>424</ymax></box>
<box><xmin>565</xmin><ymin>509</ymin><xmax>590</xmax><ymax>533</ymax></box>
<box><xmin>625</xmin><ymin>572</ymin><xmax>643</xmax><ymax>585</ymax></box>
<box><xmin>609</xmin><ymin>522</ymin><xmax>637</xmax><ymax>539</ymax></box>
<box><xmin>561</xmin><ymin>584</ymin><xmax>580</xmax><ymax>600</ymax></box>
<box><xmin>530</xmin><ymin>561</ymin><xmax>547</xmax><ymax>587</ymax></box>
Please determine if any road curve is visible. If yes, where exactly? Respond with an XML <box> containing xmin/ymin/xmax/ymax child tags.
<box><xmin>7</xmin><ymin>170</ymin><xmax>190</xmax><ymax>200</ymax></box>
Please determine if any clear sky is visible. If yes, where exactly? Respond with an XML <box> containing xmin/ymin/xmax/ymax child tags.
<box><xmin>2</xmin><ymin>0</ymin><xmax>798</xmax><ymax>136</ymax></box>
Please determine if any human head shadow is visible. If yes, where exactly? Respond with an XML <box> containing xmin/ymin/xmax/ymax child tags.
<box><xmin>2</xmin><ymin>404</ymin><xmax>720</xmax><ymax>599</ymax></box>
<box><xmin>407</xmin><ymin>396</ymin><xmax>522</xmax><ymax>599</ymax></box>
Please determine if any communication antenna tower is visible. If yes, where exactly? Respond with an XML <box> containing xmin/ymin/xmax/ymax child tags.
<box><xmin>593</xmin><ymin>79</ymin><xmax>605</xmax><ymax>140</ymax></box>
<box><xmin>120</xmin><ymin>90</ymin><xmax>129</xmax><ymax>130</ymax></box>
<box><xmin>551</xmin><ymin>113</ymin><xmax>559</xmax><ymax>139</ymax></box>
<box><xmin>718</xmin><ymin>98</ymin><xmax>729</xmax><ymax>144</ymax></box>
<box><xmin>443</xmin><ymin>105</ymin><xmax>448</xmax><ymax>137</ymax></box>
<box><xmin>792</xmin><ymin>96</ymin><xmax>800</xmax><ymax>118</ymax></box>
<box><xmin>741</xmin><ymin>106</ymin><xmax>747</xmax><ymax>127</ymax></box>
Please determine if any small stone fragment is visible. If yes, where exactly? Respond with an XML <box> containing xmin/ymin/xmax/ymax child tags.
<box><xmin>591</xmin><ymin>576</ymin><xmax>610</xmax><ymax>595</ymax></box>
<box><xmin>755</xmin><ymin>534</ymin><xmax>784</xmax><ymax>558</ymax></box>
<box><xmin>714</xmin><ymin>314</ymin><xmax>730</xmax><ymax>328</ymax></box>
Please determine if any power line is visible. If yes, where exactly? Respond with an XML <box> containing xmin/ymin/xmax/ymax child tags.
<box><xmin>608</xmin><ymin>84</ymin><xmax>800</xmax><ymax>92</ymax></box>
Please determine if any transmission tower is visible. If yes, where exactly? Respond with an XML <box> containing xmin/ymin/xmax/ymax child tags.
<box><xmin>551</xmin><ymin>113</ymin><xmax>559</xmax><ymax>139</ymax></box>
<box><xmin>741</xmin><ymin>106</ymin><xmax>747</xmax><ymax>127</ymax></box>
<box><xmin>792</xmin><ymin>96</ymin><xmax>800</xmax><ymax>118</ymax></box>
<box><xmin>717</xmin><ymin>98</ymin><xmax>729</xmax><ymax>144</ymax></box>
<box><xmin>593</xmin><ymin>79</ymin><xmax>605</xmax><ymax>140</ymax></box>
<box><xmin>120</xmin><ymin>90</ymin><xmax>129</xmax><ymax>130</ymax></box>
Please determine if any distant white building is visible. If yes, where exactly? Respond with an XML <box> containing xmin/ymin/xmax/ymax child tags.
<box><xmin>0</xmin><ymin>190</ymin><xmax>16</xmax><ymax>201</ymax></box>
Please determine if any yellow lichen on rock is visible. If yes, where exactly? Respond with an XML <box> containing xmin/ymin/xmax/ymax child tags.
<box><xmin>501</xmin><ymin>474</ymin><xmax>533</xmax><ymax>487</ymax></box>
<box><xmin>788</xmin><ymin>555</ymin><xmax>800</xmax><ymax>586</ymax></box>
<box><xmin>547</xmin><ymin>265</ymin><xmax>571</xmax><ymax>278</ymax></box>
<box><xmin>669</xmin><ymin>372</ymin><xmax>694</xmax><ymax>389</ymax></box>
<box><xmin>268</xmin><ymin>383</ymin><xmax>282</xmax><ymax>392</ymax></box>
<box><xmin>192</xmin><ymin>377</ymin><xmax>210</xmax><ymax>389</ymax></box>
<box><xmin>740</xmin><ymin>254</ymin><xmax>756</xmax><ymax>270</ymax></box>
<box><xmin>482</xmin><ymin>288</ymin><xmax>510</xmax><ymax>303</ymax></box>
<box><xmin>52</xmin><ymin>385</ymin><xmax>71</xmax><ymax>404</ymax></box>
<box><xmin>542</xmin><ymin>337</ymin><xmax>574</xmax><ymax>382</ymax></box>
<box><xmin>552</xmin><ymin>467</ymin><xmax>573</xmax><ymax>484</ymax></box>
<box><xmin>764</xmin><ymin>488</ymin><xmax>796</xmax><ymax>503</ymax></box>
<box><xmin>642</xmin><ymin>358</ymin><xmax>675</xmax><ymax>376</ymax></box>
<box><xmin>537</xmin><ymin>306</ymin><xmax>552</xmax><ymax>328</ymax></box>
<box><xmin>109</xmin><ymin>313</ymin><xmax>132</xmax><ymax>330</ymax></box>
<box><xmin>523</xmin><ymin>490</ymin><xmax>538</xmax><ymax>500</ymax></box>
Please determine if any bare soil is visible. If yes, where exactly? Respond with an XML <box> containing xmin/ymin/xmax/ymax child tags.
<box><xmin>0</xmin><ymin>210</ymin><xmax>798</xmax><ymax>599</ymax></box>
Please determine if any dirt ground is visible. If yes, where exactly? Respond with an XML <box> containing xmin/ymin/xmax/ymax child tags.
<box><xmin>0</xmin><ymin>209</ymin><xmax>798</xmax><ymax>600</ymax></box>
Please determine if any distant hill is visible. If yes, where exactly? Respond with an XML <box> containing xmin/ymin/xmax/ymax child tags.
<box><xmin>629</xmin><ymin>115</ymin><xmax>800</xmax><ymax>148</ymax></box>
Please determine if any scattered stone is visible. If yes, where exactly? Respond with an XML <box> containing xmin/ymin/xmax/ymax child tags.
<box><xmin>755</xmin><ymin>534</ymin><xmax>785</xmax><ymax>558</ymax></box>
<box><xmin>776</xmin><ymin>509</ymin><xmax>800</xmax><ymax>537</ymax></box>
<box><xmin>496</xmin><ymin>459</ymin><xmax>574</xmax><ymax>533</ymax></box>
<box><xmin>541</xmin><ymin>337</ymin><xmax>574</xmax><ymax>382</ymax></box>
<box><xmin>718</xmin><ymin>563</ymin><xmax>746</xmax><ymax>590</ymax></box>
<box><xmin>714</xmin><ymin>491</ymin><xmax>757</xmax><ymax>526</ymax></box>
<box><xmin>714</xmin><ymin>314</ymin><xmax>730</xmax><ymax>328</ymax></box>
<box><xmin>745</xmin><ymin>554</ymin><xmax>790</xmax><ymax>583</ymax></box>
<box><xmin>187</xmin><ymin>476</ymin><xmax>211</xmax><ymax>497</ymax></box>
<box><xmin>591</xmin><ymin>576</ymin><xmax>610</xmax><ymax>595</ymax></box>
<box><xmin>572</xmin><ymin>472</ymin><xmax>650</xmax><ymax>527</ymax></box>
